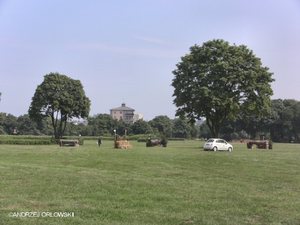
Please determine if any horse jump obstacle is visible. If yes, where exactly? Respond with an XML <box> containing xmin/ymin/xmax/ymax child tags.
<box><xmin>146</xmin><ymin>138</ymin><xmax>167</xmax><ymax>147</ymax></box>
<box><xmin>114</xmin><ymin>139</ymin><xmax>132</xmax><ymax>149</ymax></box>
<box><xmin>59</xmin><ymin>139</ymin><xmax>79</xmax><ymax>147</ymax></box>
<box><xmin>246</xmin><ymin>140</ymin><xmax>272</xmax><ymax>149</ymax></box>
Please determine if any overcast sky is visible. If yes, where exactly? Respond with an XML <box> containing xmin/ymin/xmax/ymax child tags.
<box><xmin>0</xmin><ymin>0</ymin><xmax>299</xmax><ymax>120</ymax></box>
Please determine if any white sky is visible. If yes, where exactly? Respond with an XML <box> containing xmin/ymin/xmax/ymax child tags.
<box><xmin>1</xmin><ymin>0</ymin><xmax>300</xmax><ymax>120</ymax></box>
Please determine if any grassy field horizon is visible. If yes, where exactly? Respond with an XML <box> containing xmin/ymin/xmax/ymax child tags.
<box><xmin>0</xmin><ymin>140</ymin><xmax>300</xmax><ymax>225</ymax></box>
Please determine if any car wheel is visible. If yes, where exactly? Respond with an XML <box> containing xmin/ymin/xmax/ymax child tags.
<box><xmin>213</xmin><ymin>146</ymin><xmax>218</xmax><ymax>151</ymax></box>
<box><xmin>228</xmin><ymin>147</ymin><xmax>232</xmax><ymax>152</ymax></box>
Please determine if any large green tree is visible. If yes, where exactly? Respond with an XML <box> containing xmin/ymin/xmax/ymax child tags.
<box><xmin>0</xmin><ymin>113</ymin><xmax>17</xmax><ymax>134</ymax></box>
<box><xmin>130</xmin><ymin>119</ymin><xmax>153</xmax><ymax>135</ymax></box>
<box><xmin>270</xmin><ymin>99</ymin><xmax>300</xmax><ymax>142</ymax></box>
<box><xmin>149</xmin><ymin>115</ymin><xmax>173</xmax><ymax>138</ymax></box>
<box><xmin>17</xmin><ymin>114</ymin><xmax>39</xmax><ymax>135</ymax></box>
<box><xmin>172</xmin><ymin>39</ymin><xmax>274</xmax><ymax>137</ymax></box>
<box><xmin>87</xmin><ymin>114</ymin><xmax>118</xmax><ymax>136</ymax></box>
<box><xmin>29</xmin><ymin>73</ymin><xmax>90</xmax><ymax>139</ymax></box>
<box><xmin>172</xmin><ymin>118</ymin><xmax>193</xmax><ymax>138</ymax></box>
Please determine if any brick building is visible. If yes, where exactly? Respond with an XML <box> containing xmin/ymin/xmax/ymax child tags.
<box><xmin>110</xmin><ymin>103</ymin><xmax>135</xmax><ymax>123</ymax></box>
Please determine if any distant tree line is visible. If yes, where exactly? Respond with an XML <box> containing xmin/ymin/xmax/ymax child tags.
<box><xmin>200</xmin><ymin>99</ymin><xmax>300</xmax><ymax>143</ymax></box>
<box><xmin>0</xmin><ymin>113</ymin><xmax>198</xmax><ymax>139</ymax></box>
<box><xmin>1</xmin><ymin>98</ymin><xmax>300</xmax><ymax>142</ymax></box>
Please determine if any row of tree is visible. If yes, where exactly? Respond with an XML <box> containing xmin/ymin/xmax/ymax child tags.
<box><xmin>1</xmin><ymin>98</ymin><xmax>300</xmax><ymax>142</ymax></box>
<box><xmin>200</xmin><ymin>99</ymin><xmax>300</xmax><ymax>143</ymax></box>
<box><xmin>0</xmin><ymin>113</ymin><xmax>198</xmax><ymax>139</ymax></box>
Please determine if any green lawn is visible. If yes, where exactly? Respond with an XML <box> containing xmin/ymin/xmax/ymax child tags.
<box><xmin>0</xmin><ymin>140</ymin><xmax>300</xmax><ymax>225</ymax></box>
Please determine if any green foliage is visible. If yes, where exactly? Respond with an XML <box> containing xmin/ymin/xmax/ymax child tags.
<box><xmin>125</xmin><ymin>134</ymin><xmax>148</xmax><ymax>141</ymax></box>
<box><xmin>77</xmin><ymin>136</ymin><xmax>114</xmax><ymax>141</ymax></box>
<box><xmin>29</xmin><ymin>73</ymin><xmax>91</xmax><ymax>139</ymax></box>
<box><xmin>172</xmin><ymin>39</ymin><xmax>274</xmax><ymax>137</ymax></box>
<box><xmin>4</xmin><ymin>97</ymin><xmax>300</xmax><ymax>142</ymax></box>
<box><xmin>0</xmin><ymin>112</ymin><xmax>200</xmax><ymax>140</ymax></box>
<box><xmin>0</xmin><ymin>113</ymin><xmax>53</xmax><ymax>136</ymax></box>
<box><xmin>215</xmin><ymin>99</ymin><xmax>300</xmax><ymax>142</ymax></box>
<box><xmin>0</xmin><ymin>135</ymin><xmax>56</xmax><ymax>145</ymax></box>
<box><xmin>198</xmin><ymin>122</ymin><xmax>211</xmax><ymax>139</ymax></box>
<box><xmin>87</xmin><ymin>114</ymin><xmax>117</xmax><ymax>136</ymax></box>
<box><xmin>0</xmin><ymin>135</ymin><xmax>87</xmax><ymax>145</ymax></box>
<box><xmin>0</xmin><ymin>126</ymin><xmax>5</xmax><ymax>135</ymax></box>
<box><xmin>160</xmin><ymin>136</ymin><xmax>168</xmax><ymax>147</ymax></box>
<box><xmin>78</xmin><ymin>116</ymin><xmax>197</xmax><ymax>139</ymax></box>
<box><xmin>130</xmin><ymin>119</ymin><xmax>153</xmax><ymax>134</ymax></box>
<box><xmin>172</xmin><ymin>117</ymin><xmax>193</xmax><ymax>138</ymax></box>
<box><xmin>16</xmin><ymin>114</ymin><xmax>43</xmax><ymax>135</ymax></box>
<box><xmin>148</xmin><ymin>115</ymin><xmax>173</xmax><ymax>137</ymax></box>
<box><xmin>270</xmin><ymin>99</ymin><xmax>300</xmax><ymax>142</ymax></box>
<box><xmin>0</xmin><ymin>113</ymin><xmax>18</xmax><ymax>134</ymax></box>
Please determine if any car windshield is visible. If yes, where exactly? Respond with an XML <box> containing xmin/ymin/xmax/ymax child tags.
<box><xmin>207</xmin><ymin>139</ymin><xmax>214</xmax><ymax>143</ymax></box>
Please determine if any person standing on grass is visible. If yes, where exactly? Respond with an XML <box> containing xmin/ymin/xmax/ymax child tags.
<box><xmin>98</xmin><ymin>137</ymin><xmax>102</xmax><ymax>147</ymax></box>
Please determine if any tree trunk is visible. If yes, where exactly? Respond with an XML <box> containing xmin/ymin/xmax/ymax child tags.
<box><xmin>57</xmin><ymin>118</ymin><xmax>67</xmax><ymax>139</ymax></box>
<box><xmin>206</xmin><ymin>118</ymin><xmax>220</xmax><ymax>138</ymax></box>
<box><xmin>50</xmin><ymin>111</ymin><xmax>68</xmax><ymax>139</ymax></box>
<box><xmin>51</xmin><ymin>112</ymin><xmax>59</xmax><ymax>139</ymax></box>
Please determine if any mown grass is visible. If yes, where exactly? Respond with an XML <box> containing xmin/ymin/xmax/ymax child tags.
<box><xmin>0</xmin><ymin>140</ymin><xmax>300</xmax><ymax>225</ymax></box>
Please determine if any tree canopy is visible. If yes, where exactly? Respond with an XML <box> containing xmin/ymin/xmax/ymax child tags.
<box><xmin>172</xmin><ymin>39</ymin><xmax>274</xmax><ymax>137</ymax></box>
<box><xmin>270</xmin><ymin>99</ymin><xmax>300</xmax><ymax>142</ymax></box>
<box><xmin>148</xmin><ymin>115</ymin><xmax>173</xmax><ymax>137</ymax></box>
<box><xmin>28</xmin><ymin>73</ymin><xmax>90</xmax><ymax>139</ymax></box>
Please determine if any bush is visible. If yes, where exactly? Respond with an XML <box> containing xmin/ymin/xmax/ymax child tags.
<box><xmin>77</xmin><ymin>136</ymin><xmax>114</xmax><ymax>141</ymax></box>
<box><xmin>160</xmin><ymin>136</ymin><xmax>168</xmax><ymax>147</ymax></box>
<box><xmin>168</xmin><ymin>138</ymin><xmax>185</xmax><ymax>141</ymax></box>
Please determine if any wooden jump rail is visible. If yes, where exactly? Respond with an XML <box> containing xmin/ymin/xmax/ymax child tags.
<box><xmin>59</xmin><ymin>139</ymin><xmax>79</xmax><ymax>147</ymax></box>
<box><xmin>246</xmin><ymin>140</ymin><xmax>272</xmax><ymax>150</ymax></box>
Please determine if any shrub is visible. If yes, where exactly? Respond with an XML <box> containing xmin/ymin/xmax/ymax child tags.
<box><xmin>0</xmin><ymin>135</ymin><xmax>56</xmax><ymax>145</ymax></box>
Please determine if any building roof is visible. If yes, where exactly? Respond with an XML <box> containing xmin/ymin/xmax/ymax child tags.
<box><xmin>110</xmin><ymin>103</ymin><xmax>135</xmax><ymax>111</ymax></box>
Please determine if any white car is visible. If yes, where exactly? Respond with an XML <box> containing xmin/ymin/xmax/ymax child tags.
<box><xmin>203</xmin><ymin>138</ymin><xmax>233</xmax><ymax>152</ymax></box>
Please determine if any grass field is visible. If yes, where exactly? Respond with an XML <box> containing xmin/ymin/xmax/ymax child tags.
<box><xmin>0</xmin><ymin>140</ymin><xmax>300</xmax><ymax>225</ymax></box>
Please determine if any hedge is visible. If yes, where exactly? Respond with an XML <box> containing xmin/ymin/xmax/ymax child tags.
<box><xmin>0</xmin><ymin>135</ymin><xmax>56</xmax><ymax>145</ymax></box>
<box><xmin>0</xmin><ymin>135</ymin><xmax>84</xmax><ymax>145</ymax></box>
<box><xmin>0</xmin><ymin>135</ymin><xmax>186</xmax><ymax>145</ymax></box>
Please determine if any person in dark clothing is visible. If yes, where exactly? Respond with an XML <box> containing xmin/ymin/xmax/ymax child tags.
<box><xmin>97</xmin><ymin>137</ymin><xmax>102</xmax><ymax>147</ymax></box>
